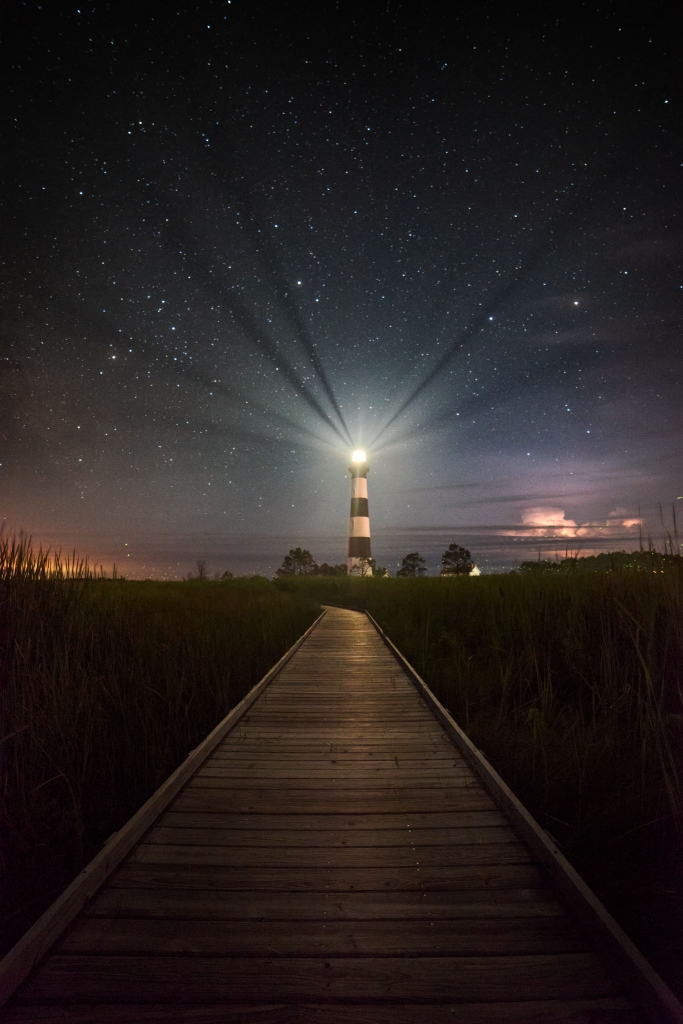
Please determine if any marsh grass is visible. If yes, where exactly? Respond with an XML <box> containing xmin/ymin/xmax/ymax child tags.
<box><xmin>276</xmin><ymin>569</ymin><xmax>683</xmax><ymax>994</ymax></box>
<box><xmin>0</xmin><ymin>536</ymin><xmax>318</xmax><ymax>956</ymax></box>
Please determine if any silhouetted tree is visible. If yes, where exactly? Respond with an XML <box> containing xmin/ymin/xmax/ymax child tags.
<box><xmin>220</xmin><ymin>569</ymin><xmax>234</xmax><ymax>580</ymax></box>
<box><xmin>349</xmin><ymin>557</ymin><xmax>387</xmax><ymax>577</ymax></box>
<box><xmin>396</xmin><ymin>552</ymin><xmax>427</xmax><ymax>577</ymax></box>
<box><xmin>275</xmin><ymin>547</ymin><xmax>319</xmax><ymax>576</ymax></box>
<box><xmin>440</xmin><ymin>543</ymin><xmax>474</xmax><ymax>576</ymax></box>
<box><xmin>195</xmin><ymin>559</ymin><xmax>209</xmax><ymax>581</ymax></box>
<box><xmin>312</xmin><ymin>562</ymin><xmax>348</xmax><ymax>576</ymax></box>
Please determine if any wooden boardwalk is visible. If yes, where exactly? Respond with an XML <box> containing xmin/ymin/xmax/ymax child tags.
<box><xmin>2</xmin><ymin>605</ymin><xmax>676</xmax><ymax>1021</ymax></box>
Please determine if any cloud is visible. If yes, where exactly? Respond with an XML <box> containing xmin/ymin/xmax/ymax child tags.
<box><xmin>519</xmin><ymin>507</ymin><xmax>578</xmax><ymax>537</ymax></box>
<box><xmin>500</xmin><ymin>506</ymin><xmax>644</xmax><ymax>540</ymax></box>
<box><xmin>576</xmin><ymin>510</ymin><xmax>644</xmax><ymax>538</ymax></box>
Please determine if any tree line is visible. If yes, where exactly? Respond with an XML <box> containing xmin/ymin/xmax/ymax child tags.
<box><xmin>275</xmin><ymin>543</ymin><xmax>475</xmax><ymax>577</ymax></box>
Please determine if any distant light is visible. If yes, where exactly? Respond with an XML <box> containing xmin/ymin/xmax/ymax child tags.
<box><xmin>351</xmin><ymin>449</ymin><xmax>367</xmax><ymax>463</ymax></box>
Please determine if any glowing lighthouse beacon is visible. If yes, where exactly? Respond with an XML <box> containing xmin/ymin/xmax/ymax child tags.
<box><xmin>347</xmin><ymin>449</ymin><xmax>371</xmax><ymax>574</ymax></box>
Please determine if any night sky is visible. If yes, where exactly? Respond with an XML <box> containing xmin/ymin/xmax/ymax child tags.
<box><xmin>2</xmin><ymin>3</ymin><xmax>681</xmax><ymax>576</ymax></box>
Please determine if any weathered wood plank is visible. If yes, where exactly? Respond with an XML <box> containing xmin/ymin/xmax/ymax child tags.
<box><xmin>0</xmin><ymin>999</ymin><xmax>640</xmax><ymax>1023</ymax></box>
<box><xmin>83</xmin><ymin>887</ymin><xmax>567</xmax><ymax>921</ymax></box>
<box><xmin>156</xmin><ymin>810</ymin><xmax>509</xmax><ymax>831</ymax></box>
<box><xmin>241</xmin><ymin>715</ymin><xmax>433</xmax><ymax>724</ymax></box>
<box><xmin>129</xmin><ymin>842</ymin><xmax>532</xmax><ymax>868</ymax></box>
<box><xmin>172</xmin><ymin>788</ymin><xmax>498</xmax><ymax>814</ymax></box>
<box><xmin>16</xmin><ymin>953</ymin><xmax>620</xmax><ymax>1003</ymax></box>
<box><xmin>191</xmin><ymin>771</ymin><xmax>475</xmax><ymax>787</ymax></box>
<box><xmin>227</xmin><ymin>732</ymin><xmax>449</xmax><ymax>741</ymax></box>
<box><xmin>108</xmin><ymin>862</ymin><xmax>548</xmax><ymax>892</ymax></box>
<box><xmin>208</xmin><ymin>751</ymin><xmax>465</xmax><ymax>762</ymax></box>
<box><xmin>216</xmin><ymin>750</ymin><xmax>458</xmax><ymax>759</ymax></box>
<box><xmin>57</xmin><ymin>916</ymin><xmax>588</xmax><ymax>956</ymax></box>
<box><xmin>194</xmin><ymin>768</ymin><xmax>472</xmax><ymax>782</ymax></box>
<box><xmin>143</xmin><ymin>826</ymin><xmax>517</xmax><ymax>848</ymax></box>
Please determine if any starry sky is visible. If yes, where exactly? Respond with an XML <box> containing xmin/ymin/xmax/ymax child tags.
<box><xmin>2</xmin><ymin>2</ymin><xmax>681</xmax><ymax>576</ymax></box>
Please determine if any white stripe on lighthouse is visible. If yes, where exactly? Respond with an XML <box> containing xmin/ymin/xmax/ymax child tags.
<box><xmin>351</xmin><ymin>477</ymin><xmax>368</xmax><ymax>499</ymax></box>
<box><xmin>349</xmin><ymin>516</ymin><xmax>371</xmax><ymax>538</ymax></box>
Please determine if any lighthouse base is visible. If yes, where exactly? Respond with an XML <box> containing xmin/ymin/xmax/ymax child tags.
<box><xmin>347</xmin><ymin>555</ymin><xmax>374</xmax><ymax>576</ymax></box>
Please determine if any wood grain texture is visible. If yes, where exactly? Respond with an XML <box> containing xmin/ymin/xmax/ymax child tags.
<box><xmin>171</xmin><ymin>788</ymin><xmax>498</xmax><ymax>814</ymax></box>
<box><xmin>192</xmin><ymin>768</ymin><xmax>473</xmax><ymax>782</ymax></box>
<box><xmin>143</xmin><ymin>825</ymin><xmax>517</xmax><ymax>847</ymax></box>
<box><xmin>129</xmin><ymin>842</ymin><xmax>532</xmax><ymax>868</ymax></box>
<box><xmin>0</xmin><ymin>999</ymin><xmax>638</xmax><ymax>1023</ymax></box>
<box><xmin>105</xmin><ymin>861</ymin><xmax>550</xmax><ymax>893</ymax></box>
<box><xmin>1</xmin><ymin>605</ymin><xmax>642</xmax><ymax>1022</ymax></box>
<box><xmin>82</xmin><ymin>888</ymin><xmax>567</xmax><ymax>921</ymax></box>
<box><xmin>56</xmin><ymin>916</ymin><xmax>588</xmax><ymax>956</ymax></box>
<box><xmin>156</xmin><ymin>811</ymin><xmax>509</xmax><ymax>830</ymax></box>
<box><xmin>15</xmin><ymin>953</ymin><xmax>619</xmax><ymax>1003</ymax></box>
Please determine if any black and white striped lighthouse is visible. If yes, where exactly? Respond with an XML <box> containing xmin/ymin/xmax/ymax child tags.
<box><xmin>347</xmin><ymin>449</ymin><xmax>371</xmax><ymax>574</ymax></box>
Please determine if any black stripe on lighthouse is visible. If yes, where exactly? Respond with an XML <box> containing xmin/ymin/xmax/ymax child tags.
<box><xmin>350</xmin><ymin>497</ymin><xmax>369</xmax><ymax>517</ymax></box>
<box><xmin>348</xmin><ymin>536</ymin><xmax>372</xmax><ymax>558</ymax></box>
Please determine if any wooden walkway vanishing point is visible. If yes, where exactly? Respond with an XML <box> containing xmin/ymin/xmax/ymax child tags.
<box><xmin>2</xmin><ymin>606</ymin><xmax>683</xmax><ymax>1023</ymax></box>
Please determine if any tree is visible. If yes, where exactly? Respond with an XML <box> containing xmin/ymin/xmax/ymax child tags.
<box><xmin>220</xmin><ymin>569</ymin><xmax>234</xmax><ymax>580</ymax></box>
<box><xmin>349</xmin><ymin>557</ymin><xmax>388</xmax><ymax>577</ymax></box>
<box><xmin>275</xmin><ymin>547</ymin><xmax>319</xmax><ymax>576</ymax></box>
<box><xmin>312</xmin><ymin>562</ymin><xmax>348</xmax><ymax>576</ymax></box>
<box><xmin>440</xmin><ymin>543</ymin><xmax>474</xmax><ymax>576</ymax></box>
<box><xmin>195</xmin><ymin>559</ymin><xmax>209</xmax><ymax>581</ymax></box>
<box><xmin>396</xmin><ymin>552</ymin><xmax>427</xmax><ymax>577</ymax></box>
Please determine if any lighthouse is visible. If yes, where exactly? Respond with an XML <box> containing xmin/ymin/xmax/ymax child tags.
<box><xmin>347</xmin><ymin>449</ymin><xmax>371</xmax><ymax>574</ymax></box>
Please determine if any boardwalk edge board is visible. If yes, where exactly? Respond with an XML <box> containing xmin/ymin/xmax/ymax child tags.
<box><xmin>365</xmin><ymin>610</ymin><xmax>683</xmax><ymax>1024</ymax></box>
<box><xmin>0</xmin><ymin>610</ymin><xmax>327</xmax><ymax>1009</ymax></box>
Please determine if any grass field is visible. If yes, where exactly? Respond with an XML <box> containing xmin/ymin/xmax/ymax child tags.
<box><xmin>275</xmin><ymin>570</ymin><xmax>683</xmax><ymax>995</ymax></box>
<box><xmin>0</xmin><ymin>538</ymin><xmax>318</xmax><ymax>957</ymax></box>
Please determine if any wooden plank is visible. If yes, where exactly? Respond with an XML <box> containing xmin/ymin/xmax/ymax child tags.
<box><xmin>108</xmin><ymin>862</ymin><xmax>547</xmax><ymax>892</ymax></box>
<box><xmin>0</xmin><ymin>612</ymin><xmax>327</xmax><ymax>1008</ymax></box>
<box><xmin>16</xmin><ymin>953</ymin><xmax>620</xmax><ymax>1003</ymax></box>
<box><xmin>365</xmin><ymin>612</ymin><xmax>683</xmax><ymax>1023</ymax></box>
<box><xmin>214</xmin><ymin>749</ymin><xmax>458</xmax><ymax>757</ymax></box>
<box><xmin>172</xmin><ymin>788</ymin><xmax>497</xmax><ymax>814</ymax></box>
<box><xmin>195</xmin><ymin>765</ymin><xmax>470</xmax><ymax>777</ymax></box>
<box><xmin>191</xmin><ymin>770</ymin><xmax>475</xmax><ymax>786</ymax></box>
<box><xmin>57</xmin><ymin>916</ymin><xmax>588</xmax><ymax>956</ymax></box>
<box><xmin>227</xmin><ymin>731</ymin><xmax>449</xmax><ymax>741</ymax></box>
<box><xmin>253</xmin><ymin>697</ymin><xmax>426</xmax><ymax>704</ymax></box>
<box><xmin>0</xmin><ymin>998</ymin><xmax>640</xmax><ymax>1023</ymax></box>
<box><xmin>248</xmin><ymin>711</ymin><xmax>429</xmax><ymax>719</ymax></box>
<box><xmin>156</xmin><ymin>810</ymin><xmax>509</xmax><ymax>830</ymax></box>
<box><xmin>129</xmin><ymin>842</ymin><xmax>532</xmax><ymax>868</ymax></box>
<box><xmin>241</xmin><ymin>714</ymin><xmax>433</xmax><ymax>723</ymax></box>
<box><xmin>143</xmin><ymin>825</ymin><xmax>517</xmax><ymax>848</ymax></box>
<box><xmin>206</xmin><ymin>753</ymin><xmax>466</xmax><ymax>766</ymax></box>
<box><xmin>82</xmin><ymin>887</ymin><xmax>567</xmax><ymax>921</ymax></box>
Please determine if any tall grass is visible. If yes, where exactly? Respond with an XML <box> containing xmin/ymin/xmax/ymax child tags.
<box><xmin>276</xmin><ymin>570</ymin><xmax>683</xmax><ymax>994</ymax></box>
<box><xmin>0</xmin><ymin>536</ymin><xmax>318</xmax><ymax>956</ymax></box>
